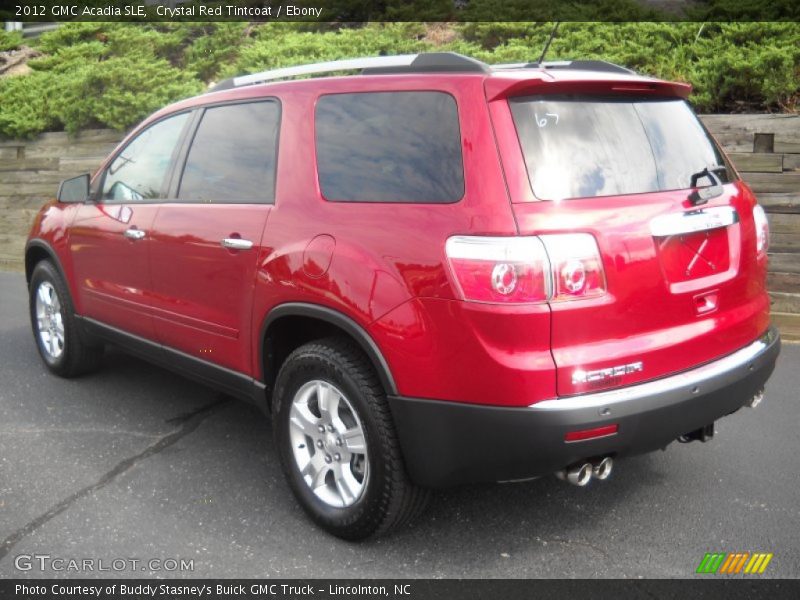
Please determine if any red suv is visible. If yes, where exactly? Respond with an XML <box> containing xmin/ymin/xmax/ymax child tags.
<box><xmin>26</xmin><ymin>53</ymin><xmax>780</xmax><ymax>539</ymax></box>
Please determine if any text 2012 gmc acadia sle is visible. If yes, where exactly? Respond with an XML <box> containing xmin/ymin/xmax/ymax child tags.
<box><xmin>26</xmin><ymin>53</ymin><xmax>780</xmax><ymax>539</ymax></box>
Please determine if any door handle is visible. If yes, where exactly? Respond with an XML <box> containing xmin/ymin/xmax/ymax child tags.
<box><xmin>221</xmin><ymin>238</ymin><xmax>254</xmax><ymax>251</ymax></box>
<box><xmin>123</xmin><ymin>228</ymin><xmax>146</xmax><ymax>241</ymax></box>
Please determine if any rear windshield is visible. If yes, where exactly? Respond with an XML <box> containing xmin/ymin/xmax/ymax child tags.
<box><xmin>509</xmin><ymin>97</ymin><xmax>733</xmax><ymax>201</ymax></box>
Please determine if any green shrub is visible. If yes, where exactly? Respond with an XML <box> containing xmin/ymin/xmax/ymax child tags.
<box><xmin>0</xmin><ymin>71</ymin><xmax>59</xmax><ymax>138</ymax></box>
<box><xmin>231</xmin><ymin>23</ymin><xmax>430</xmax><ymax>77</ymax></box>
<box><xmin>0</xmin><ymin>21</ymin><xmax>798</xmax><ymax>139</ymax></box>
<box><xmin>0</xmin><ymin>23</ymin><xmax>205</xmax><ymax>137</ymax></box>
<box><xmin>0</xmin><ymin>30</ymin><xmax>23</xmax><ymax>52</ymax></box>
<box><xmin>452</xmin><ymin>22</ymin><xmax>800</xmax><ymax>112</ymax></box>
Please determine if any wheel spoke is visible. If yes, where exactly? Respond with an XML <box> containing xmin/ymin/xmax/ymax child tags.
<box><xmin>290</xmin><ymin>403</ymin><xmax>321</xmax><ymax>438</ymax></box>
<box><xmin>342</xmin><ymin>427</ymin><xmax>366</xmax><ymax>454</ymax></box>
<box><xmin>38</xmin><ymin>284</ymin><xmax>50</xmax><ymax>307</ymax></box>
<box><xmin>334</xmin><ymin>465</ymin><xmax>362</xmax><ymax>505</ymax></box>
<box><xmin>48</xmin><ymin>332</ymin><xmax>58</xmax><ymax>357</ymax></box>
<box><xmin>302</xmin><ymin>453</ymin><xmax>330</xmax><ymax>490</ymax></box>
<box><xmin>316</xmin><ymin>382</ymin><xmax>340</xmax><ymax>420</ymax></box>
<box><xmin>54</xmin><ymin>314</ymin><xmax>64</xmax><ymax>337</ymax></box>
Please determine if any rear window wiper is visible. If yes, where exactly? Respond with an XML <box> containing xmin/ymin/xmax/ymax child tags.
<box><xmin>688</xmin><ymin>165</ymin><xmax>726</xmax><ymax>206</ymax></box>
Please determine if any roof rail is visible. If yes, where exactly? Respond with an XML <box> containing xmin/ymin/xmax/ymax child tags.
<box><xmin>492</xmin><ymin>59</ymin><xmax>636</xmax><ymax>75</ymax></box>
<box><xmin>207</xmin><ymin>54</ymin><xmax>636</xmax><ymax>93</ymax></box>
<box><xmin>210</xmin><ymin>52</ymin><xmax>488</xmax><ymax>92</ymax></box>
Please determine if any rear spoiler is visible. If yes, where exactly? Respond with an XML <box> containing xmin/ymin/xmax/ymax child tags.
<box><xmin>485</xmin><ymin>75</ymin><xmax>692</xmax><ymax>102</ymax></box>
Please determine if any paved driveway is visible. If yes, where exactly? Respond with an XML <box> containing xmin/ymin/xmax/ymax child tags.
<box><xmin>0</xmin><ymin>271</ymin><xmax>798</xmax><ymax>578</ymax></box>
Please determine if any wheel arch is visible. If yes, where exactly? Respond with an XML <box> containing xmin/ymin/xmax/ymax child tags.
<box><xmin>25</xmin><ymin>239</ymin><xmax>68</xmax><ymax>287</ymax></box>
<box><xmin>260</xmin><ymin>303</ymin><xmax>398</xmax><ymax>400</ymax></box>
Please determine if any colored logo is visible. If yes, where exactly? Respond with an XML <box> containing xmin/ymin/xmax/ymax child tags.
<box><xmin>696</xmin><ymin>552</ymin><xmax>773</xmax><ymax>574</ymax></box>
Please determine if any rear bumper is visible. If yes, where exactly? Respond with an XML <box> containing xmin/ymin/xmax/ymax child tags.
<box><xmin>388</xmin><ymin>327</ymin><xmax>781</xmax><ymax>488</ymax></box>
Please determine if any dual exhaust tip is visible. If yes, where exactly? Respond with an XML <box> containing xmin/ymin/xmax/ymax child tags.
<box><xmin>556</xmin><ymin>457</ymin><xmax>613</xmax><ymax>487</ymax></box>
<box><xmin>555</xmin><ymin>388</ymin><xmax>766</xmax><ymax>487</ymax></box>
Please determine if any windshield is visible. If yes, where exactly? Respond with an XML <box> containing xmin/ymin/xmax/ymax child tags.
<box><xmin>509</xmin><ymin>97</ymin><xmax>734</xmax><ymax>201</ymax></box>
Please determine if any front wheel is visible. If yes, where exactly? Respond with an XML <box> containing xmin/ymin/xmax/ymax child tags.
<box><xmin>28</xmin><ymin>260</ymin><xmax>103</xmax><ymax>377</ymax></box>
<box><xmin>273</xmin><ymin>338</ymin><xmax>428</xmax><ymax>540</ymax></box>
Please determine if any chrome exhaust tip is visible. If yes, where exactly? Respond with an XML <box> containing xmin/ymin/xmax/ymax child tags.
<box><xmin>592</xmin><ymin>457</ymin><xmax>613</xmax><ymax>481</ymax></box>
<box><xmin>556</xmin><ymin>462</ymin><xmax>593</xmax><ymax>487</ymax></box>
<box><xmin>747</xmin><ymin>388</ymin><xmax>765</xmax><ymax>408</ymax></box>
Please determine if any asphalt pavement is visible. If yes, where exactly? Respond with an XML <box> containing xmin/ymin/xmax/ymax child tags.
<box><xmin>0</xmin><ymin>270</ymin><xmax>798</xmax><ymax>578</ymax></box>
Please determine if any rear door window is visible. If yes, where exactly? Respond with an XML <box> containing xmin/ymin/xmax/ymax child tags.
<box><xmin>315</xmin><ymin>91</ymin><xmax>464</xmax><ymax>203</ymax></box>
<box><xmin>509</xmin><ymin>97</ymin><xmax>732</xmax><ymax>201</ymax></box>
<box><xmin>178</xmin><ymin>100</ymin><xmax>280</xmax><ymax>203</ymax></box>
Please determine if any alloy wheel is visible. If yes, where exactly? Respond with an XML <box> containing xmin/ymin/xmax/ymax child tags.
<box><xmin>288</xmin><ymin>379</ymin><xmax>369</xmax><ymax>508</ymax></box>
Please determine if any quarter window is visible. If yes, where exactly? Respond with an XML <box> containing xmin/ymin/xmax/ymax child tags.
<box><xmin>315</xmin><ymin>91</ymin><xmax>464</xmax><ymax>203</ymax></box>
<box><xmin>178</xmin><ymin>101</ymin><xmax>280</xmax><ymax>203</ymax></box>
<box><xmin>101</xmin><ymin>112</ymin><xmax>189</xmax><ymax>202</ymax></box>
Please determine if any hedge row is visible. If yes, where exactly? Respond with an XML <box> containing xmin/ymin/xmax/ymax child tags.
<box><xmin>0</xmin><ymin>22</ymin><xmax>798</xmax><ymax>138</ymax></box>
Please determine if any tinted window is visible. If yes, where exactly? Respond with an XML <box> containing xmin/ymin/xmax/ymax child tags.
<box><xmin>102</xmin><ymin>113</ymin><xmax>189</xmax><ymax>202</ymax></box>
<box><xmin>509</xmin><ymin>98</ymin><xmax>732</xmax><ymax>201</ymax></box>
<box><xmin>179</xmin><ymin>101</ymin><xmax>280</xmax><ymax>203</ymax></box>
<box><xmin>315</xmin><ymin>92</ymin><xmax>464</xmax><ymax>203</ymax></box>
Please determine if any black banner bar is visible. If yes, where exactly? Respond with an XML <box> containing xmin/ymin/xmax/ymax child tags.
<box><xmin>2</xmin><ymin>0</ymin><xmax>799</xmax><ymax>23</ymax></box>
<box><xmin>3</xmin><ymin>580</ymin><xmax>800</xmax><ymax>600</ymax></box>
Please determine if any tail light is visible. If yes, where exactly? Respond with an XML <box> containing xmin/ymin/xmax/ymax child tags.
<box><xmin>540</xmin><ymin>234</ymin><xmax>606</xmax><ymax>301</ymax></box>
<box><xmin>752</xmin><ymin>204</ymin><xmax>769</xmax><ymax>258</ymax></box>
<box><xmin>445</xmin><ymin>233</ymin><xmax>605</xmax><ymax>304</ymax></box>
<box><xmin>445</xmin><ymin>236</ymin><xmax>550</xmax><ymax>304</ymax></box>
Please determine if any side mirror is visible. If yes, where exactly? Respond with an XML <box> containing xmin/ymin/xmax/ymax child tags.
<box><xmin>57</xmin><ymin>174</ymin><xmax>90</xmax><ymax>203</ymax></box>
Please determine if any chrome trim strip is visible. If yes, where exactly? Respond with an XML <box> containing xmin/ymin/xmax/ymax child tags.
<box><xmin>530</xmin><ymin>329</ymin><xmax>777</xmax><ymax>411</ymax></box>
<box><xmin>649</xmin><ymin>206</ymin><xmax>738</xmax><ymax>237</ymax></box>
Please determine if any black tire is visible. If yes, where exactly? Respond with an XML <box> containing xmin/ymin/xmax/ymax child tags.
<box><xmin>29</xmin><ymin>260</ymin><xmax>103</xmax><ymax>377</ymax></box>
<box><xmin>273</xmin><ymin>337</ymin><xmax>428</xmax><ymax>540</ymax></box>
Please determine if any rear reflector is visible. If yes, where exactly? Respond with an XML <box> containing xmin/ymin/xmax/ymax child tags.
<box><xmin>565</xmin><ymin>424</ymin><xmax>619</xmax><ymax>443</ymax></box>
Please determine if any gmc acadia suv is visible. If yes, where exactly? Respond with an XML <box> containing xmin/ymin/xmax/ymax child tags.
<box><xmin>26</xmin><ymin>53</ymin><xmax>780</xmax><ymax>539</ymax></box>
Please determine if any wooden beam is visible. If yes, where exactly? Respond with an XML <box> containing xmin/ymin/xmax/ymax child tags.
<box><xmin>767</xmin><ymin>213</ymin><xmax>800</xmax><ymax>233</ymax></box>
<box><xmin>0</xmin><ymin>158</ymin><xmax>59</xmax><ymax>172</ymax></box>
<box><xmin>775</xmin><ymin>141</ymin><xmax>800</xmax><ymax>154</ymax></box>
<box><xmin>728</xmin><ymin>152</ymin><xmax>783</xmax><ymax>173</ymax></box>
<box><xmin>770</xmin><ymin>312</ymin><xmax>800</xmax><ymax>342</ymax></box>
<box><xmin>742</xmin><ymin>172</ymin><xmax>800</xmax><ymax>194</ymax></box>
<box><xmin>768</xmin><ymin>271</ymin><xmax>800</xmax><ymax>294</ymax></box>
<box><xmin>770</xmin><ymin>292</ymin><xmax>800</xmax><ymax>314</ymax></box>
<box><xmin>767</xmin><ymin>252</ymin><xmax>800</xmax><ymax>274</ymax></box>
<box><xmin>770</xmin><ymin>233</ymin><xmax>800</xmax><ymax>253</ymax></box>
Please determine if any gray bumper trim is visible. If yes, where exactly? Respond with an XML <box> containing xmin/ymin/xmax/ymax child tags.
<box><xmin>531</xmin><ymin>328</ymin><xmax>779</xmax><ymax>412</ymax></box>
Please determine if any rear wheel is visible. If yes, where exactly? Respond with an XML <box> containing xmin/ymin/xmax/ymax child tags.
<box><xmin>273</xmin><ymin>338</ymin><xmax>427</xmax><ymax>540</ymax></box>
<box><xmin>29</xmin><ymin>260</ymin><xmax>103</xmax><ymax>377</ymax></box>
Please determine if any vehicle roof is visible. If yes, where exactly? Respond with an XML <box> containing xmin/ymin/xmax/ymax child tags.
<box><xmin>146</xmin><ymin>57</ymin><xmax>691</xmax><ymax>126</ymax></box>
